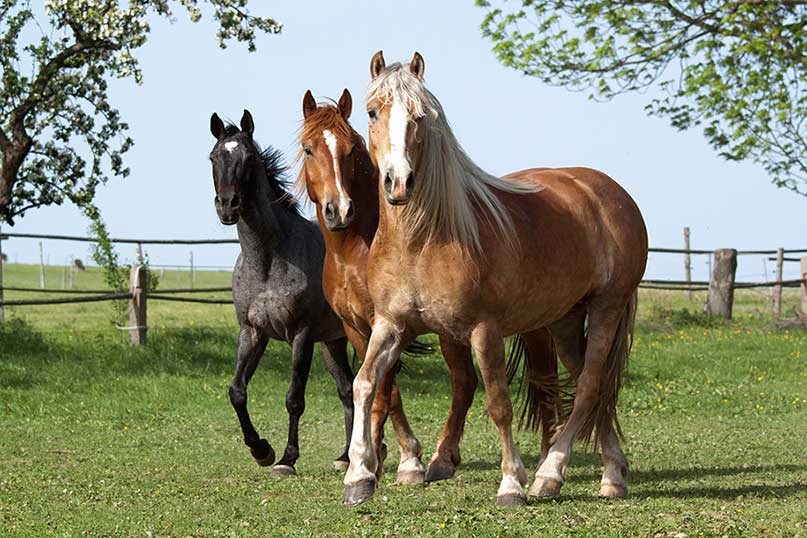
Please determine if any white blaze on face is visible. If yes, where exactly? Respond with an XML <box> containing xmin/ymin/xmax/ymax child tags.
<box><xmin>386</xmin><ymin>95</ymin><xmax>413</xmax><ymax>182</ymax></box>
<box><xmin>322</xmin><ymin>129</ymin><xmax>349</xmax><ymax>217</ymax></box>
<box><xmin>223</xmin><ymin>141</ymin><xmax>239</xmax><ymax>153</ymax></box>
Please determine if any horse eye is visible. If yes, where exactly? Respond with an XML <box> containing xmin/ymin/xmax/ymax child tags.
<box><xmin>368</xmin><ymin>108</ymin><xmax>377</xmax><ymax>121</ymax></box>
<box><xmin>304</xmin><ymin>147</ymin><xmax>313</xmax><ymax>156</ymax></box>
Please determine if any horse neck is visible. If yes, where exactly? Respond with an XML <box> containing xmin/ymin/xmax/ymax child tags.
<box><xmin>236</xmin><ymin>165</ymin><xmax>286</xmax><ymax>268</ymax></box>
<box><xmin>322</xmin><ymin>146</ymin><xmax>379</xmax><ymax>253</ymax></box>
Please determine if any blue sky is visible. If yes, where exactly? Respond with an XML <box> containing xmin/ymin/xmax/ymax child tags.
<box><xmin>5</xmin><ymin>1</ymin><xmax>806</xmax><ymax>281</ymax></box>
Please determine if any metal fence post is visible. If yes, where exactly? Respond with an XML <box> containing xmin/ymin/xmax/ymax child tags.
<box><xmin>774</xmin><ymin>247</ymin><xmax>784</xmax><ymax>316</ymax></box>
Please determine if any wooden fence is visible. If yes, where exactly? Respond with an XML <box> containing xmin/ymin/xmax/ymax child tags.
<box><xmin>1</xmin><ymin>230</ymin><xmax>807</xmax><ymax>338</ymax></box>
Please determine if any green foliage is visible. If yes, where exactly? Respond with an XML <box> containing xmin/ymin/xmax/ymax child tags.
<box><xmin>83</xmin><ymin>203</ymin><xmax>160</xmax><ymax>323</ymax></box>
<box><xmin>477</xmin><ymin>1</ymin><xmax>807</xmax><ymax>196</ymax></box>
<box><xmin>648</xmin><ymin>305</ymin><xmax>724</xmax><ymax>331</ymax></box>
<box><xmin>0</xmin><ymin>0</ymin><xmax>281</xmax><ymax>224</ymax></box>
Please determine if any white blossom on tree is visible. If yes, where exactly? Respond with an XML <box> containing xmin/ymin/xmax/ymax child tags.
<box><xmin>0</xmin><ymin>0</ymin><xmax>281</xmax><ymax>224</ymax></box>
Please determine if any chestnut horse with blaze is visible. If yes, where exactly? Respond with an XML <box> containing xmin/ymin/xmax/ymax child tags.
<box><xmin>297</xmin><ymin>89</ymin><xmax>561</xmax><ymax>486</ymax></box>
<box><xmin>341</xmin><ymin>52</ymin><xmax>648</xmax><ymax>507</ymax></box>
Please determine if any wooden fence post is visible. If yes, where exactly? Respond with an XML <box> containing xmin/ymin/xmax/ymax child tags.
<box><xmin>129</xmin><ymin>265</ymin><xmax>147</xmax><ymax>345</ymax></box>
<box><xmin>0</xmin><ymin>226</ymin><xmax>4</xmax><ymax>322</ymax></box>
<box><xmin>707</xmin><ymin>248</ymin><xmax>737</xmax><ymax>319</ymax></box>
<box><xmin>801</xmin><ymin>257</ymin><xmax>807</xmax><ymax>320</ymax></box>
<box><xmin>774</xmin><ymin>247</ymin><xmax>784</xmax><ymax>316</ymax></box>
<box><xmin>684</xmin><ymin>227</ymin><xmax>692</xmax><ymax>300</ymax></box>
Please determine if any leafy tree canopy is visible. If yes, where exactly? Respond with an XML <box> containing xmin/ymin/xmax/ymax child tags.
<box><xmin>478</xmin><ymin>1</ymin><xmax>807</xmax><ymax>196</ymax></box>
<box><xmin>0</xmin><ymin>0</ymin><xmax>281</xmax><ymax>224</ymax></box>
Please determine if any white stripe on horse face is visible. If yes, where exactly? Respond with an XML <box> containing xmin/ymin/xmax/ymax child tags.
<box><xmin>224</xmin><ymin>141</ymin><xmax>239</xmax><ymax>153</ymax></box>
<box><xmin>387</xmin><ymin>95</ymin><xmax>411</xmax><ymax>180</ymax></box>
<box><xmin>323</xmin><ymin>129</ymin><xmax>348</xmax><ymax>208</ymax></box>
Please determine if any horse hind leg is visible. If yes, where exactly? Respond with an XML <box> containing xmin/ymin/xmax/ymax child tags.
<box><xmin>321</xmin><ymin>337</ymin><xmax>355</xmax><ymax>472</ymax></box>
<box><xmin>531</xmin><ymin>298</ymin><xmax>631</xmax><ymax>500</ymax></box>
<box><xmin>389</xmin><ymin>376</ymin><xmax>426</xmax><ymax>485</ymax></box>
<box><xmin>229</xmin><ymin>327</ymin><xmax>273</xmax><ymax>466</ymax></box>
<box><xmin>272</xmin><ymin>329</ymin><xmax>315</xmax><ymax>476</ymax></box>
<box><xmin>471</xmin><ymin>322</ymin><xmax>528</xmax><ymax>507</ymax></box>
<box><xmin>515</xmin><ymin>329</ymin><xmax>562</xmax><ymax>464</ymax></box>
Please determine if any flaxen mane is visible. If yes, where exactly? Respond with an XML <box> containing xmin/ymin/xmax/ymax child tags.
<box><xmin>367</xmin><ymin>63</ymin><xmax>540</xmax><ymax>253</ymax></box>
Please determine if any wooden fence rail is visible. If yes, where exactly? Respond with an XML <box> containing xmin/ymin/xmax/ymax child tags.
<box><xmin>2</xmin><ymin>228</ymin><xmax>807</xmax><ymax>333</ymax></box>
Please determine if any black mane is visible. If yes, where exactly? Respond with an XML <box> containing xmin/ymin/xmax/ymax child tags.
<box><xmin>223</xmin><ymin>123</ymin><xmax>301</xmax><ymax>215</ymax></box>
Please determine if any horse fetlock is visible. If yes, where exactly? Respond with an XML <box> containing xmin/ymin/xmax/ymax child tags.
<box><xmin>395</xmin><ymin>456</ymin><xmax>426</xmax><ymax>485</ymax></box>
<box><xmin>251</xmin><ymin>439</ymin><xmax>275</xmax><ymax>467</ymax></box>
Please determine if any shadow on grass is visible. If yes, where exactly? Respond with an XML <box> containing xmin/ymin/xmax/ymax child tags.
<box><xmin>460</xmin><ymin>456</ymin><xmax>805</xmax><ymax>501</ymax></box>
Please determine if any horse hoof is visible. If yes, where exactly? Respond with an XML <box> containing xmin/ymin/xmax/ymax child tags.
<box><xmin>599</xmin><ymin>483</ymin><xmax>628</xmax><ymax>499</ymax></box>
<box><xmin>333</xmin><ymin>459</ymin><xmax>350</xmax><ymax>472</ymax></box>
<box><xmin>496</xmin><ymin>493</ymin><xmax>527</xmax><ymax>507</ymax></box>
<box><xmin>396</xmin><ymin>469</ymin><xmax>425</xmax><ymax>485</ymax></box>
<box><xmin>251</xmin><ymin>440</ymin><xmax>275</xmax><ymax>467</ymax></box>
<box><xmin>425</xmin><ymin>461</ymin><xmax>456</xmax><ymax>483</ymax></box>
<box><xmin>528</xmin><ymin>477</ymin><xmax>563</xmax><ymax>499</ymax></box>
<box><xmin>271</xmin><ymin>464</ymin><xmax>296</xmax><ymax>477</ymax></box>
<box><xmin>342</xmin><ymin>478</ymin><xmax>377</xmax><ymax>507</ymax></box>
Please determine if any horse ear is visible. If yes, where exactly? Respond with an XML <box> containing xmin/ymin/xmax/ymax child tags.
<box><xmin>370</xmin><ymin>50</ymin><xmax>386</xmax><ymax>80</ymax></box>
<box><xmin>338</xmin><ymin>88</ymin><xmax>352</xmax><ymax>120</ymax></box>
<box><xmin>303</xmin><ymin>90</ymin><xmax>317</xmax><ymax>119</ymax></box>
<box><xmin>409</xmin><ymin>51</ymin><xmax>425</xmax><ymax>80</ymax></box>
<box><xmin>240</xmin><ymin>110</ymin><xmax>254</xmax><ymax>136</ymax></box>
<box><xmin>210</xmin><ymin>113</ymin><xmax>225</xmax><ymax>140</ymax></box>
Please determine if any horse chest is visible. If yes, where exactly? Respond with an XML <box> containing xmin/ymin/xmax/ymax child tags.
<box><xmin>325</xmin><ymin>263</ymin><xmax>373</xmax><ymax>336</ymax></box>
<box><xmin>370</xmin><ymin>255</ymin><xmax>478</xmax><ymax>336</ymax></box>
<box><xmin>234</xmin><ymin>264</ymin><xmax>310</xmax><ymax>342</ymax></box>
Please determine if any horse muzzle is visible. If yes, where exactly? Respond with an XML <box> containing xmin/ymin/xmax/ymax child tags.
<box><xmin>215</xmin><ymin>193</ymin><xmax>241</xmax><ymax>225</ymax></box>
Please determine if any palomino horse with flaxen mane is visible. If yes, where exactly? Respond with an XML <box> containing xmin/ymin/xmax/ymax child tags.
<box><xmin>296</xmin><ymin>89</ymin><xmax>562</xmax><ymax>485</ymax></box>
<box><xmin>341</xmin><ymin>51</ymin><xmax>647</xmax><ymax>507</ymax></box>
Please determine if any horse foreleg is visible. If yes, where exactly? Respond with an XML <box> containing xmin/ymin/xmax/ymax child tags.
<box><xmin>343</xmin><ymin>317</ymin><xmax>404</xmax><ymax>507</ymax></box>
<box><xmin>471</xmin><ymin>322</ymin><xmax>528</xmax><ymax>507</ymax></box>
<box><xmin>426</xmin><ymin>336</ymin><xmax>476</xmax><ymax>483</ymax></box>
<box><xmin>321</xmin><ymin>337</ymin><xmax>355</xmax><ymax>472</ymax></box>
<box><xmin>229</xmin><ymin>327</ymin><xmax>272</xmax><ymax>466</ymax></box>
<box><xmin>273</xmin><ymin>329</ymin><xmax>315</xmax><ymax>476</ymax></box>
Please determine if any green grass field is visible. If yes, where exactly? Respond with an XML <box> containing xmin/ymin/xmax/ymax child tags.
<box><xmin>1</xmin><ymin>264</ymin><xmax>806</xmax><ymax>537</ymax></box>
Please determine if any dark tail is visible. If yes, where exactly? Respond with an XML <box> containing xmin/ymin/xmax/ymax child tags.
<box><xmin>403</xmin><ymin>338</ymin><xmax>436</xmax><ymax>356</ymax></box>
<box><xmin>397</xmin><ymin>337</ymin><xmax>437</xmax><ymax>373</ymax></box>
<box><xmin>583</xmin><ymin>291</ymin><xmax>637</xmax><ymax>449</ymax></box>
<box><xmin>506</xmin><ymin>330</ymin><xmax>572</xmax><ymax>440</ymax></box>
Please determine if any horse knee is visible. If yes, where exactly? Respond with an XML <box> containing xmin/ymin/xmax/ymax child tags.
<box><xmin>285</xmin><ymin>393</ymin><xmax>305</xmax><ymax>417</ymax></box>
<box><xmin>487</xmin><ymin>399</ymin><xmax>513</xmax><ymax>426</ymax></box>
<box><xmin>353</xmin><ymin>377</ymin><xmax>375</xmax><ymax>405</ymax></box>
<box><xmin>229</xmin><ymin>384</ymin><xmax>246</xmax><ymax>409</ymax></box>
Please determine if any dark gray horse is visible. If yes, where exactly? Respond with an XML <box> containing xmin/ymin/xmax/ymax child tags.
<box><xmin>209</xmin><ymin>110</ymin><xmax>354</xmax><ymax>475</ymax></box>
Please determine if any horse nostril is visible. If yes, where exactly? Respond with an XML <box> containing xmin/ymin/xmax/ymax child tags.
<box><xmin>346</xmin><ymin>202</ymin><xmax>354</xmax><ymax>219</ymax></box>
<box><xmin>230</xmin><ymin>194</ymin><xmax>240</xmax><ymax>209</ymax></box>
<box><xmin>324</xmin><ymin>202</ymin><xmax>335</xmax><ymax>220</ymax></box>
<box><xmin>214</xmin><ymin>195</ymin><xmax>221</xmax><ymax>205</ymax></box>
<box><xmin>405</xmin><ymin>172</ymin><xmax>415</xmax><ymax>193</ymax></box>
<box><xmin>383</xmin><ymin>174</ymin><xmax>393</xmax><ymax>193</ymax></box>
